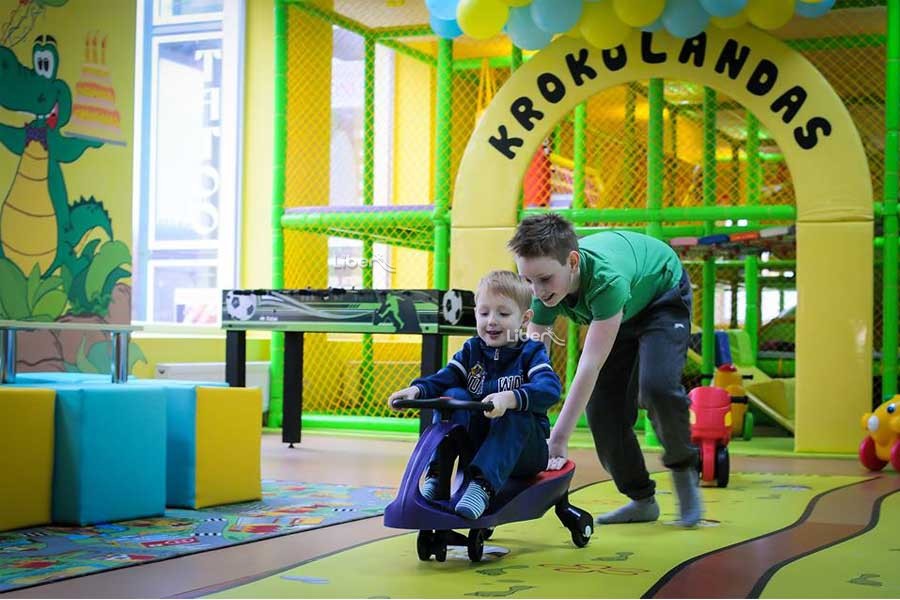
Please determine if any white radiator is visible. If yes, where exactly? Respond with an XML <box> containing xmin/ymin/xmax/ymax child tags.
<box><xmin>154</xmin><ymin>361</ymin><xmax>271</xmax><ymax>413</ymax></box>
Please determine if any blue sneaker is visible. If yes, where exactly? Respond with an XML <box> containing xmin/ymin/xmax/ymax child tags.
<box><xmin>455</xmin><ymin>478</ymin><xmax>492</xmax><ymax>519</ymax></box>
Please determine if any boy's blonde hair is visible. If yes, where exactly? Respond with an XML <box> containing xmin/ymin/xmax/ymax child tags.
<box><xmin>475</xmin><ymin>270</ymin><xmax>532</xmax><ymax>313</ymax></box>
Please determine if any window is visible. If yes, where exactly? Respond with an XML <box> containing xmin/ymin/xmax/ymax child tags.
<box><xmin>132</xmin><ymin>0</ymin><xmax>243</xmax><ymax>325</ymax></box>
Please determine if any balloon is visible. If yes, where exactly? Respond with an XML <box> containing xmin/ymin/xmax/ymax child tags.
<box><xmin>426</xmin><ymin>0</ymin><xmax>459</xmax><ymax>21</ymax></box>
<box><xmin>662</xmin><ymin>0</ymin><xmax>711</xmax><ymax>38</ymax></box>
<box><xmin>531</xmin><ymin>0</ymin><xmax>583</xmax><ymax>34</ymax></box>
<box><xmin>507</xmin><ymin>5</ymin><xmax>554</xmax><ymax>49</ymax></box>
<box><xmin>612</xmin><ymin>0</ymin><xmax>665</xmax><ymax>27</ymax></box>
<box><xmin>795</xmin><ymin>0</ymin><xmax>835</xmax><ymax>18</ymax></box>
<box><xmin>699</xmin><ymin>0</ymin><xmax>747</xmax><ymax>17</ymax></box>
<box><xmin>711</xmin><ymin>10</ymin><xmax>748</xmax><ymax>28</ymax></box>
<box><xmin>642</xmin><ymin>16</ymin><xmax>665</xmax><ymax>32</ymax></box>
<box><xmin>457</xmin><ymin>0</ymin><xmax>509</xmax><ymax>39</ymax></box>
<box><xmin>745</xmin><ymin>0</ymin><xmax>794</xmax><ymax>29</ymax></box>
<box><xmin>579</xmin><ymin>0</ymin><xmax>630</xmax><ymax>49</ymax></box>
<box><xmin>501</xmin><ymin>0</ymin><xmax>532</xmax><ymax>5</ymax></box>
<box><xmin>430</xmin><ymin>14</ymin><xmax>463</xmax><ymax>38</ymax></box>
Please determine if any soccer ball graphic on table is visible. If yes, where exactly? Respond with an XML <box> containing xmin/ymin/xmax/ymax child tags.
<box><xmin>225</xmin><ymin>291</ymin><xmax>258</xmax><ymax>321</ymax></box>
<box><xmin>442</xmin><ymin>291</ymin><xmax>463</xmax><ymax>325</ymax></box>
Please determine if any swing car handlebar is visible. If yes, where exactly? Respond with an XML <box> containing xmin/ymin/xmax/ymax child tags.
<box><xmin>390</xmin><ymin>397</ymin><xmax>495</xmax><ymax>413</ymax></box>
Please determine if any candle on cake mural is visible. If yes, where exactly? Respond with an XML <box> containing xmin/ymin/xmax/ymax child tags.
<box><xmin>65</xmin><ymin>33</ymin><xmax>126</xmax><ymax>146</ymax></box>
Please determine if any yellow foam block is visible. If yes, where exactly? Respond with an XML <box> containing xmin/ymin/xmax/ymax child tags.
<box><xmin>195</xmin><ymin>387</ymin><xmax>262</xmax><ymax>508</ymax></box>
<box><xmin>0</xmin><ymin>388</ymin><xmax>55</xmax><ymax>531</ymax></box>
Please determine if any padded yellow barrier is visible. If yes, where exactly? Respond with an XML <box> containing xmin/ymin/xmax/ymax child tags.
<box><xmin>194</xmin><ymin>387</ymin><xmax>262</xmax><ymax>508</ymax></box>
<box><xmin>0</xmin><ymin>388</ymin><xmax>55</xmax><ymax>531</ymax></box>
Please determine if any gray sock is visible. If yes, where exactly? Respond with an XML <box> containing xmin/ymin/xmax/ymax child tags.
<box><xmin>595</xmin><ymin>496</ymin><xmax>660</xmax><ymax>524</ymax></box>
<box><xmin>671</xmin><ymin>468</ymin><xmax>703</xmax><ymax>527</ymax></box>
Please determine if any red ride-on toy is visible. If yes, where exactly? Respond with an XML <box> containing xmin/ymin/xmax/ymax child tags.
<box><xmin>689</xmin><ymin>386</ymin><xmax>732</xmax><ymax>487</ymax></box>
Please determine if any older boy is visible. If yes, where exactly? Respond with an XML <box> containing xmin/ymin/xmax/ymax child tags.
<box><xmin>509</xmin><ymin>214</ymin><xmax>702</xmax><ymax>527</ymax></box>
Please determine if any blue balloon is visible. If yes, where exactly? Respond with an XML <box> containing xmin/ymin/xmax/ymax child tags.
<box><xmin>426</xmin><ymin>0</ymin><xmax>458</xmax><ymax>22</ymax></box>
<box><xmin>507</xmin><ymin>6</ymin><xmax>554</xmax><ymax>50</ymax></box>
<box><xmin>663</xmin><ymin>0</ymin><xmax>711</xmax><ymax>38</ymax></box>
<box><xmin>530</xmin><ymin>0</ymin><xmax>583</xmax><ymax>34</ymax></box>
<box><xmin>795</xmin><ymin>0</ymin><xmax>836</xmax><ymax>19</ymax></box>
<box><xmin>430</xmin><ymin>14</ymin><xmax>462</xmax><ymax>39</ymax></box>
<box><xmin>698</xmin><ymin>0</ymin><xmax>746</xmax><ymax>18</ymax></box>
<box><xmin>642</xmin><ymin>16</ymin><xmax>664</xmax><ymax>32</ymax></box>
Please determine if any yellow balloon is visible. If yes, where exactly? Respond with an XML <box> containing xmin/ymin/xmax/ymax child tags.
<box><xmin>711</xmin><ymin>10</ymin><xmax>748</xmax><ymax>29</ymax></box>
<box><xmin>745</xmin><ymin>0</ymin><xmax>794</xmax><ymax>30</ymax></box>
<box><xmin>612</xmin><ymin>0</ymin><xmax>664</xmax><ymax>28</ymax></box>
<box><xmin>579</xmin><ymin>0</ymin><xmax>631</xmax><ymax>50</ymax></box>
<box><xmin>501</xmin><ymin>0</ymin><xmax>532</xmax><ymax>5</ymax></box>
<box><xmin>457</xmin><ymin>0</ymin><xmax>509</xmax><ymax>40</ymax></box>
<box><xmin>564</xmin><ymin>19</ymin><xmax>583</xmax><ymax>40</ymax></box>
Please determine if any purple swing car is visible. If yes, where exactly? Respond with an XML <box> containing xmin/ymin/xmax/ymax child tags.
<box><xmin>384</xmin><ymin>397</ymin><xmax>594</xmax><ymax>562</ymax></box>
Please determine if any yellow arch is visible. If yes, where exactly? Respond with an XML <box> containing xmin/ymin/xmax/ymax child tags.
<box><xmin>451</xmin><ymin>27</ymin><xmax>872</xmax><ymax>453</ymax></box>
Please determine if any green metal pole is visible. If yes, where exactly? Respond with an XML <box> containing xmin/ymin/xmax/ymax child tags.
<box><xmin>521</xmin><ymin>204</ymin><xmax>796</xmax><ymax>223</ymax></box>
<box><xmin>668</xmin><ymin>109</ymin><xmax>678</xmax><ymax>207</ymax></box>
<box><xmin>702</xmin><ymin>87</ymin><xmax>717</xmax><ymax>383</ymax></box>
<box><xmin>745</xmin><ymin>112</ymin><xmax>761</xmax><ymax>362</ymax></box>
<box><xmin>268</xmin><ymin>0</ymin><xmax>288</xmax><ymax>428</ymax></box>
<box><xmin>361</xmin><ymin>35</ymin><xmax>376</xmax><ymax>410</ymax></box>
<box><xmin>647</xmin><ymin>79</ymin><xmax>664</xmax><ymax>239</ymax></box>
<box><xmin>433</xmin><ymin>37</ymin><xmax>453</xmax><ymax>290</ymax></box>
<box><xmin>883</xmin><ymin>0</ymin><xmax>899</xmax><ymax>399</ymax></box>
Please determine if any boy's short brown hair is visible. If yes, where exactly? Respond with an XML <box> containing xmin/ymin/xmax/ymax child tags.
<box><xmin>476</xmin><ymin>270</ymin><xmax>532</xmax><ymax>313</ymax></box>
<box><xmin>507</xmin><ymin>213</ymin><xmax>579</xmax><ymax>265</ymax></box>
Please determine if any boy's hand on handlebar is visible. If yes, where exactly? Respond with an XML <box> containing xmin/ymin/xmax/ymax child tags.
<box><xmin>387</xmin><ymin>386</ymin><xmax>419</xmax><ymax>408</ymax></box>
<box><xmin>546</xmin><ymin>431</ymin><xmax>569</xmax><ymax>470</ymax></box>
<box><xmin>483</xmin><ymin>391</ymin><xmax>516</xmax><ymax>419</ymax></box>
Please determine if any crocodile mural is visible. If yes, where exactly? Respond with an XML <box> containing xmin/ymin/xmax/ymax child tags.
<box><xmin>0</xmin><ymin>18</ymin><xmax>141</xmax><ymax>374</ymax></box>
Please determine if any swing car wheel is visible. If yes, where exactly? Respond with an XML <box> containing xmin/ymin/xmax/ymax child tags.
<box><xmin>416</xmin><ymin>530</ymin><xmax>433</xmax><ymax>561</ymax></box>
<box><xmin>569</xmin><ymin>512</ymin><xmax>593</xmax><ymax>548</ymax></box>
<box><xmin>467</xmin><ymin>529</ymin><xmax>485</xmax><ymax>562</ymax></box>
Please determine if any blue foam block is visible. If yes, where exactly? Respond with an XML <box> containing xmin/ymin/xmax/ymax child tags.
<box><xmin>50</xmin><ymin>384</ymin><xmax>166</xmax><ymax>525</ymax></box>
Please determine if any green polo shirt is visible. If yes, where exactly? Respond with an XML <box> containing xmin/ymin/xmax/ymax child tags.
<box><xmin>531</xmin><ymin>230</ymin><xmax>682</xmax><ymax>326</ymax></box>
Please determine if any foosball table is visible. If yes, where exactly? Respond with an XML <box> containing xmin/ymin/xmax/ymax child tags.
<box><xmin>221</xmin><ymin>288</ymin><xmax>476</xmax><ymax>445</ymax></box>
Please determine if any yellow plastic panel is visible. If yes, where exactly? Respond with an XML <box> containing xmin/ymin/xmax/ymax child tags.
<box><xmin>0</xmin><ymin>388</ymin><xmax>55</xmax><ymax>531</ymax></box>
<box><xmin>795</xmin><ymin>221</ymin><xmax>872</xmax><ymax>452</ymax></box>
<box><xmin>195</xmin><ymin>387</ymin><xmax>262</xmax><ymax>508</ymax></box>
<box><xmin>449</xmin><ymin>227</ymin><xmax>516</xmax><ymax>291</ymax></box>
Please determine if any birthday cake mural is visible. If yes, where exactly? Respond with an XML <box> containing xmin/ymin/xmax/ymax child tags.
<box><xmin>66</xmin><ymin>34</ymin><xmax>126</xmax><ymax>145</ymax></box>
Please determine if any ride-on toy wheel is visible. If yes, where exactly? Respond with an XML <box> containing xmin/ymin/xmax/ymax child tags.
<box><xmin>467</xmin><ymin>529</ymin><xmax>486</xmax><ymax>562</ymax></box>
<box><xmin>715</xmin><ymin>445</ymin><xmax>729</xmax><ymax>488</ymax></box>
<box><xmin>742</xmin><ymin>411</ymin><xmax>754</xmax><ymax>441</ymax></box>
<box><xmin>859</xmin><ymin>436</ymin><xmax>887</xmax><ymax>471</ymax></box>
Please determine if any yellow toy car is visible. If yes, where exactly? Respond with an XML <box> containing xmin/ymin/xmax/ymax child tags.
<box><xmin>859</xmin><ymin>396</ymin><xmax>900</xmax><ymax>472</ymax></box>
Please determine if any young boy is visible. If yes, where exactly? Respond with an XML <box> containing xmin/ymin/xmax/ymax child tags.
<box><xmin>509</xmin><ymin>214</ymin><xmax>702</xmax><ymax>527</ymax></box>
<box><xmin>388</xmin><ymin>270</ymin><xmax>562</xmax><ymax>520</ymax></box>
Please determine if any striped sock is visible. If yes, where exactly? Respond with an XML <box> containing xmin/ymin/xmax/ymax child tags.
<box><xmin>455</xmin><ymin>479</ymin><xmax>491</xmax><ymax>519</ymax></box>
<box><xmin>420</xmin><ymin>476</ymin><xmax>440</xmax><ymax>501</ymax></box>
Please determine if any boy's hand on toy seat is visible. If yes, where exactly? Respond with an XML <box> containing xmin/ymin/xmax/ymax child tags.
<box><xmin>546</xmin><ymin>431</ymin><xmax>569</xmax><ymax>470</ymax></box>
<box><xmin>387</xmin><ymin>386</ymin><xmax>420</xmax><ymax>408</ymax></box>
<box><xmin>483</xmin><ymin>391</ymin><xmax>517</xmax><ymax>418</ymax></box>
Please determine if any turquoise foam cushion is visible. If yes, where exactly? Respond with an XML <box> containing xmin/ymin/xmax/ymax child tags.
<box><xmin>50</xmin><ymin>384</ymin><xmax>166</xmax><ymax>525</ymax></box>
